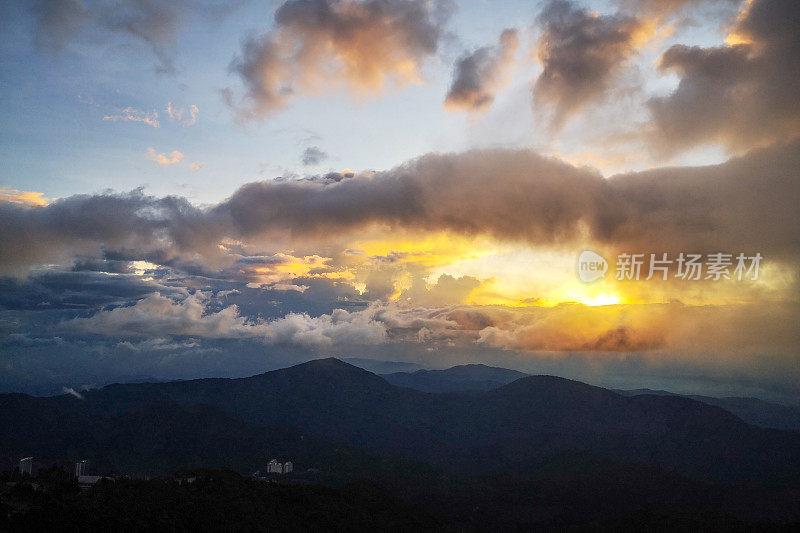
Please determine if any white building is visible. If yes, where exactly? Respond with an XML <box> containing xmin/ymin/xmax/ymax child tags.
<box><xmin>266</xmin><ymin>459</ymin><xmax>293</xmax><ymax>474</ymax></box>
<box><xmin>19</xmin><ymin>457</ymin><xmax>32</xmax><ymax>475</ymax></box>
<box><xmin>75</xmin><ymin>460</ymin><xmax>87</xmax><ymax>477</ymax></box>
<box><xmin>267</xmin><ymin>459</ymin><xmax>281</xmax><ymax>474</ymax></box>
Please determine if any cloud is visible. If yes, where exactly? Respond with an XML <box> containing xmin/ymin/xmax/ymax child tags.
<box><xmin>64</xmin><ymin>291</ymin><xmax>387</xmax><ymax>347</ymax></box>
<box><xmin>616</xmin><ymin>0</ymin><xmax>739</xmax><ymax>19</ymax></box>
<box><xmin>0</xmin><ymin>188</ymin><xmax>227</xmax><ymax>276</ymax></box>
<box><xmin>647</xmin><ymin>0</ymin><xmax>800</xmax><ymax>154</ymax></box>
<box><xmin>226</xmin><ymin>0</ymin><xmax>454</xmax><ymax>118</ymax></box>
<box><xmin>103</xmin><ymin>107</ymin><xmax>160</xmax><ymax>128</ymax></box>
<box><xmin>189</xmin><ymin>162</ymin><xmax>205</xmax><ymax>172</ymax></box>
<box><xmin>444</xmin><ymin>28</ymin><xmax>518</xmax><ymax>112</ymax></box>
<box><xmin>65</xmin><ymin>292</ymin><xmax>258</xmax><ymax>338</ymax></box>
<box><xmin>400</xmin><ymin>273</ymin><xmax>483</xmax><ymax>306</ymax></box>
<box><xmin>146</xmin><ymin>147</ymin><xmax>184</xmax><ymax>166</ymax></box>
<box><xmin>66</xmin><ymin>292</ymin><xmax>794</xmax><ymax>364</ymax></box>
<box><xmin>533</xmin><ymin>0</ymin><xmax>652</xmax><ymax>131</ymax></box>
<box><xmin>268</xmin><ymin>283</ymin><xmax>310</xmax><ymax>292</ymax></box>
<box><xmin>216</xmin><ymin>149</ymin><xmax>602</xmax><ymax>243</ymax></box>
<box><xmin>32</xmin><ymin>0</ymin><xmax>90</xmax><ymax>51</ymax></box>
<box><xmin>0</xmin><ymin>267</ymin><xmax>180</xmax><ymax>311</ymax></box>
<box><xmin>228</xmin><ymin>252</ymin><xmax>334</xmax><ymax>286</ymax></box>
<box><xmin>166</xmin><ymin>102</ymin><xmax>199</xmax><ymax>125</ymax></box>
<box><xmin>1</xmin><ymin>140</ymin><xmax>798</xmax><ymax>277</ymax></box>
<box><xmin>32</xmin><ymin>0</ymin><xmax>184</xmax><ymax>72</ymax></box>
<box><xmin>61</xmin><ymin>386</ymin><xmax>85</xmax><ymax>399</ymax></box>
<box><xmin>267</xmin><ymin>307</ymin><xmax>386</xmax><ymax>346</ymax></box>
<box><xmin>217</xmin><ymin>142</ymin><xmax>800</xmax><ymax>263</ymax></box>
<box><xmin>301</xmin><ymin>146</ymin><xmax>329</xmax><ymax>166</ymax></box>
<box><xmin>470</xmin><ymin>300</ymin><xmax>799</xmax><ymax>360</ymax></box>
<box><xmin>0</xmin><ymin>188</ymin><xmax>50</xmax><ymax>207</ymax></box>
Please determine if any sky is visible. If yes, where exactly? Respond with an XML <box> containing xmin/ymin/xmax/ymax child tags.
<box><xmin>0</xmin><ymin>0</ymin><xmax>798</xmax><ymax>401</ymax></box>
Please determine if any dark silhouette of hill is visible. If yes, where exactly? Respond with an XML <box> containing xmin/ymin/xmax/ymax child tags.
<box><xmin>0</xmin><ymin>395</ymin><xmax>442</xmax><ymax>485</ymax></box>
<box><xmin>1</xmin><ymin>468</ymin><xmax>444</xmax><ymax>532</ymax></box>
<box><xmin>381</xmin><ymin>363</ymin><xmax>528</xmax><ymax>392</ymax></box>
<box><xmin>2</xmin><ymin>358</ymin><xmax>799</xmax><ymax>484</ymax></box>
<box><xmin>4</xmin><ymin>461</ymin><xmax>799</xmax><ymax>531</ymax></box>
<box><xmin>344</xmin><ymin>357</ymin><xmax>427</xmax><ymax>374</ymax></box>
<box><xmin>617</xmin><ymin>388</ymin><xmax>800</xmax><ymax>430</ymax></box>
<box><xmin>382</xmin><ymin>363</ymin><xmax>800</xmax><ymax>431</ymax></box>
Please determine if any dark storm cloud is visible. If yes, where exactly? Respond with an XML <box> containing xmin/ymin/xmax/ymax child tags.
<box><xmin>533</xmin><ymin>0</ymin><xmax>649</xmax><ymax>131</ymax></box>
<box><xmin>0</xmin><ymin>189</ymin><xmax>229</xmax><ymax>276</ymax></box>
<box><xmin>0</xmin><ymin>269</ymin><xmax>175</xmax><ymax>311</ymax></box>
<box><xmin>647</xmin><ymin>0</ymin><xmax>800</xmax><ymax>154</ymax></box>
<box><xmin>216</xmin><ymin>141</ymin><xmax>800</xmax><ymax>261</ymax></box>
<box><xmin>2</xmin><ymin>140</ymin><xmax>799</xmax><ymax>276</ymax></box>
<box><xmin>444</xmin><ymin>28</ymin><xmax>518</xmax><ymax>112</ymax></box>
<box><xmin>71</xmin><ymin>258</ymin><xmax>136</xmax><ymax>274</ymax></box>
<box><xmin>227</xmin><ymin>0</ymin><xmax>454</xmax><ymax>118</ymax></box>
<box><xmin>222</xmin><ymin>277</ymin><xmax>367</xmax><ymax>320</ymax></box>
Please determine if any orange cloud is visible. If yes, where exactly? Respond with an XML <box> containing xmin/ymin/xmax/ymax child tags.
<box><xmin>146</xmin><ymin>147</ymin><xmax>185</xmax><ymax>166</ymax></box>
<box><xmin>227</xmin><ymin>0</ymin><xmax>453</xmax><ymax>118</ymax></box>
<box><xmin>0</xmin><ymin>188</ymin><xmax>50</xmax><ymax>207</ymax></box>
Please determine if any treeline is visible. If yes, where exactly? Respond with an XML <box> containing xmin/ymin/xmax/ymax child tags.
<box><xmin>1</xmin><ymin>467</ymin><xmax>443</xmax><ymax>532</ymax></box>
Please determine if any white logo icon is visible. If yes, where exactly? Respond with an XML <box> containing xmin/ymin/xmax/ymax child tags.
<box><xmin>577</xmin><ymin>250</ymin><xmax>608</xmax><ymax>283</ymax></box>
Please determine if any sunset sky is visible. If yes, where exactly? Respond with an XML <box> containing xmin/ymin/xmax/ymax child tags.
<box><xmin>1</xmin><ymin>0</ymin><xmax>798</xmax><ymax>401</ymax></box>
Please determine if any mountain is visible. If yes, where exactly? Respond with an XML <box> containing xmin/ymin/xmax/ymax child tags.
<box><xmin>2</xmin><ymin>358</ymin><xmax>799</xmax><ymax>484</ymax></box>
<box><xmin>617</xmin><ymin>389</ymin><xmax>800</xmax><ymax>430</ymax></box>
<box><xmin>381</xmin><ymin>363</ymin><xmax>528</xmax><ymax>392</ymax></box>
<box><xmin>343</xmin><ymin>357</ymin><xmax>428</xmax><ymax>374</ymax></box>
<box><xmin>0</xmin><ymin>395</ymin><xmax>442</xmax><ymax>483</ymax></box>
<box><xmin>383</xmin><ymin>364</ymin><xmax>800</xmax><ymax>429</ymax></box>
<box><xmin>691</xmin><ymin>395</ymin><xmax>800</xmax><ymax>431</ymax></box>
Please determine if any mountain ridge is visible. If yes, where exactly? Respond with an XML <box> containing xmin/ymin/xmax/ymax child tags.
<box><xmin>382</xmin><ymin>363</ymin><xmax>528</xmax><ymax>392</ymax></box>
<box><xmin>2</xmin><ymin>358</ymin><xmax>798</xmax><ymax>484</ymax></box>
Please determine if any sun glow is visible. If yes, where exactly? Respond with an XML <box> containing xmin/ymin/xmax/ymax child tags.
<box><xmin>572</xmin><ymin>292</ymin><xmax>622</xmax><ymax>306</ymax></box>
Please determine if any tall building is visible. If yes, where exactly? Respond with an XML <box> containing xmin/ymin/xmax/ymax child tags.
<box><xmin>266</xmin><ymin>459</ymin><xmax>293</xmax><ymax>474</ymax></box>
<box><xmin>267</xmin><ymin>459</ymin><xmax>281</xmax><ymax>474</ymax></box>
<box><xmin>19</xmin><ymin>457</ymin><xmax>32</xmax><ymax>475</ymax></box>
<box><xmin>75</xmin><ymin>460</ymin><xmax>87</xmax><ymax>477</ymax></box>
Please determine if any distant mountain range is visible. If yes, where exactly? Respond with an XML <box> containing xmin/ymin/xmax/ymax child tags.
<box><xmin>615</xmin><ymin>389</ymin><xmax>800</xmax><ymax>431</ymax></box>
<box><xmin>381</xmin><ymin>364</ymin><xmax>528</xmax><ymax>393</ymax></box>
<box><xmin>376</xmin><ymin>361</ymin><xmax>800</xmax><ymax>430</ymax></box>
<box><xmin>3</xmin><ymin>358</ymin><xmax>799</xmax><ymax>529</ymax></box>
<box><xmin>343</xmin><ymin>357</ymin><xmax>428</xmax><ymax>375</ymax></box>
<box><xmin>2</xmin><ymin>358</ymin><xmax>799</xmax><ymax>483</ymax></box>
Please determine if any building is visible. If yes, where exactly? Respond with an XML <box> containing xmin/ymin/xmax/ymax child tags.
<box><xmin>266</xmin><ymin>459</ymin><xmax>293</xmax><ymax>474</ymax></box>
<box><xmin>18</xmin><ymin>457</ymin><xmax>32</xmax><ymax>475</ymax></box>
<box><xmin>75</xmin><ymin>460</ymin><xmax>87</xmax><ymax>477</ymax></box>
<box><xmin>267</xmin><ymin>459</ymin><xmax>281</xmax><ymax>474</ymax></box>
